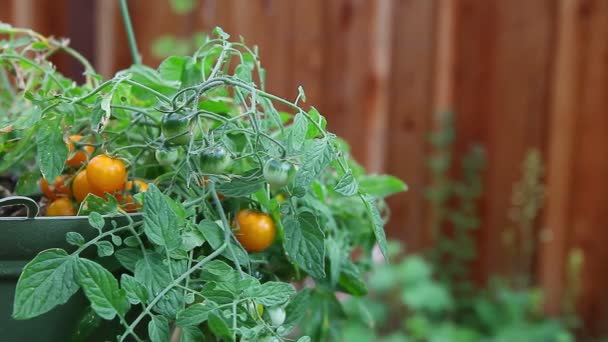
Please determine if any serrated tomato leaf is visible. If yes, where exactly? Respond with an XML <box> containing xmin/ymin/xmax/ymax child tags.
<box><xmin>12</xmin><ymin>249</ymin><xmax>79</xmax><ymax>319</ymax></box>
<box><xmin>143</xmin><ymin>184</ymin><xmax>182</xmax><ymax>251</ymax></box>
<box><xmin>283</xmin><ymin>211</ymin><xmax>325</xmax><ymax>279</ymax></box>
<box><xmin>75</xmin><ymin>258</ymin><xmax>130</xmax><ymax>320</ymax></box>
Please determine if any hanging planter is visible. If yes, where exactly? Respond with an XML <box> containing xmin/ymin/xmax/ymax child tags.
<box><xmin>0</xmin><ymin>197</ymin><xmax>141</xmax><ymax>341</ymax></box>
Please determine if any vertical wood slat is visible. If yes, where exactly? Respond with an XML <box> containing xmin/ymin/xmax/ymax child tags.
<box><xmin>561</xmin><ymin>0</ymin><xmax>608</xmax><ymax>335</ymax></box>
<box><xmin>450</xmin><ymin>0</ymin><xmax>555</xmax><ymax>283</ymax></box>
<box><xmin>385</xmin><ymin>0</ymin><xmax>437</xmax><ymax>248</ymax></box>
<box><xmin>361</xmin><ymin>0</ymin><xmax>393</xmax><ymax>173</ymax></box>
<box><xmin>94</xmin><ymin>0</ymin><xmax>118</xmax><ymax>79</ymax></box>
<box><xmin>0</xmin><ymin>1</ymin><xmax>14</xmax><ymax>22</ymax></box>
<box><xmin>539</xmin><ymin>0</ymin><xmax>582</xmax><ymax>317</ymax></box>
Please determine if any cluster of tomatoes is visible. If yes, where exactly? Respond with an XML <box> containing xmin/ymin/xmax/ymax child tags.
<box><xmin>41</xmin><ymin>135</ymin><xmax>148</xmax><ymax>216</ymax></box>
<box><xmin>41</xmin><ymin>124</ymin><xmax>294</xmax><ymax>253</ymax></box>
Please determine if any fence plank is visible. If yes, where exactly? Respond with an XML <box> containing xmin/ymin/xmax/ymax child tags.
<box><xmin>539</xmin><ymin>0</ymin><xmax>583</xmax><ymax>319</ymax></box>
<box><xmin>452</xmin><ymin>0</ymin><xmax>555</xmax><ymax>282</ymax></box>
<box><xmin>384</xmin><ymin>0</ymin><xmax>437</xmax><ymax>246</ymax></box>
<box><xmin>0</xmin><ymin>0</ymin><xmax>14</xmax><ymax>22</ymax></box>
<box><xmin>566</xmin><ymin>0</ymin><xmax>608</xmax><ymax>334</ymax></box>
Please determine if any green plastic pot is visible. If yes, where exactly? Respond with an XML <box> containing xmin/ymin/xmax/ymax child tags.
<box><xmin>0</xmin><ymin>196</ymin><xmax>140</xmax><ymax>342</ymax></box>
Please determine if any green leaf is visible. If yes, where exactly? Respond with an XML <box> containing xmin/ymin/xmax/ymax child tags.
<box><xmin>338</xmin><ymin>261</ymin><xmax>368</xmax><ymax>296</ymax></box>
<box><xmin>289</xmin><ymin>113</ymin><xmax>308</xmax><ymax>152</ymax></box>
<box><xmin>96</xmin><ymin>241</ymin><xmax>114</xmax><ymax>257</ymax></box>
<box><xmin>78</xmin><ymin>195</ymin><xmax>119</xmax><ymax>216</ymax></box>
<box><xmin>283</xmin><ymin>288</ymin><xmax>312</xmax><ymax>333</ymax></box>
<box><xmin>213</xmin><ymin>27</ymin><xmax>230</xmax><ymax>40</ymax></box>
<box><xmin>235</xmin><ymin>63</ymin><xmax>253</xmax><ymax>84</ymax></box>
<box><xmin>170</xmin><ymin>0</ymin><xmax>197</xmax><ymax>14</ymax></box>
<box><xmin>158</xmin><ymin>56</ymin><xmax>186</xmax><ymax>82</ymax></box>
<box><xmin>12</xmin><ymin>249</ymin><xmax>79</xmax><ymax>319</ymax></box>
<box><xmin>334</xmin><ymin>170</ymin><xmax>359</xmax><ymax>196</ymax></box>
<box><xmin>208</xmin><ymin>313</ymin><xmax>233</xmax><ymax>341</ymax></box>
<box><xmin>305</xmin><ymin>107</ymin><xmax>327</xmax><ymax>139</ymax></box>
<box><xmin>297</xmin><ymin>337</ymin><xmax>311</xmax><ymax>342</ymax></box>
<box><xmin>197</xmin><ymin>219</ymin><xmax>223</xmax><ymax>249</ymax></box>
<box><xmin>283</xmin><ymin>211</ymin><xmax>326</xmax><ymax>279</ymax></box>
<box><xmin>217</xmin><ymin>169</ymin><xmax>265</xmax><ymax>197</ymax></box>
<box><xmin>35</xmin><ymin>115</ymin><xmax>67</xmax><ymax>182</ymax></box>
<box><xmin>358</xmin><ymin>175</ymin><xmax>407</xmax><ymax>198</ymax></box>
<box><xmin>148</xmin><ymin>315</ymin><xmax>170</xmax><ymax>342</ymax></box>
<box><xmin>143</xmin><ymin>184</ymin><xmax>183</xmax><ymax>251</ymax></box>
<box><xmin>200</xmin><ymin>282</ymin><xmax>235</xmax><ymax>304</ymax></box>
<box><xmin>15</xmin><ymin>170</ymin><xmax>40</xmax><ymax>196</ymax></box>
<box><xmin>69</xmin><ymin>306</ymin><xmax>103</xmax><ymax>342</ymax></box>
<box><xmin>88</xmin><ymin>212</ymin><xmax>105</xmax><ymax>231</ymax></box>
<box><xmin>120</xmin><ymin>274</ymin><xmax>149</xmax><ymax>305</ymax></box>
<box><xmin>134</xmin><ymin>252</ymin><xmax>183</xmax><ymax>317</ymax></box>
<box><xmin>176</xmin><ymin>302</ymin><xmax>218</xmax><ymax>327</ymax></box>
<box><xmin>75</xmin><ymin>258</ymin><xmax>130</xmax><ymax>320</ymax></box>
<box><xmin>295</xmin><ymin>137</ymin><xmax>333</xmax><ymax>194</ymax></box>
<box><xmin>244</xmin><ymin>282</ymin><xmax>295</xmax><ymax>306</ymax></box>
<box><xmin>180</xmin><ymin>326</ymin><xmax>206</xmax><ymax>342</ymax></box>
<box><xmin>361</xmin><ymin>194</ymin><xmax>389</xmax><ymax>261</ymax></box>
<box><xmin>66</xmin><ymin>232</ymin><xmax>85</xmax><ymax>247</ymax></box>
<box><xmin>200</xmin><ymin>260</ymin><xmax>238</xmax><ymax>282</ymax></box>
<box><xmin>115</xmin><ymin>248</ymin><xmax>143</xmax><ymax>272</ymax></box>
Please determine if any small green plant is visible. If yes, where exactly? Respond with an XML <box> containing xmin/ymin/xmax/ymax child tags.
<box><xmin>0</xmin><ymin>21</ymin><xmax>405</xmax><ymax>342</ymax></box>
<box><xmin>503</xmin><ymin>149</ymin><xmax>545</xmax><ymax>288</ymax></box>
<box><xmin>426</xmin><ymin>113</ymin><xmax>485</xmax><ymax>299</ymax></box>
<box><xmin>339</xmin><ymin>241</ymin><xmax>573</xmax><ymax>342</ymax></box>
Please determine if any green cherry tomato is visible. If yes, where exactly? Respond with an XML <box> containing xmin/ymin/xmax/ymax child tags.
<box><xmin>263</xmin><ymin>158</ymin><xmax>296</xmax><ymax>189</ymax></box>
<box><xmin>161</xmin><ymin>113</ymin><xmax>190</xmax><ymax>146</ymax></box>
<box><xmin>267</xmin><ymin>306</ymin><xmax>286</xmax><ymax>326</ymax></box>
<box><xmin>200</xmin><ymin>146</ymin><xmax>231</xmax><ymax>174</ymax></box>
<box><xmin>155</xmin><ymin>149</ymin><xmax>179</xmax><ymax>166</ymax></box>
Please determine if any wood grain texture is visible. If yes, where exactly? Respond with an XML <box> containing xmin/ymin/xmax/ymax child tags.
<box><xmin>385</xmin><ymin>0</ymin><xmax>437</xmax><ymax>248</ymax></box>
<box><xmin>539</xmin><ymin>0</ymin><xmax>582</xmax><ymax>319</ymax></box>
<box><xmin>564</xmin><ymin>0</ymin><xmax>608</xmax><ymax>334</ymax></box>
<box><xmin>451</xmin><ymin>0</ymin><xmax>556</xmax><ymax>283</ymax></box>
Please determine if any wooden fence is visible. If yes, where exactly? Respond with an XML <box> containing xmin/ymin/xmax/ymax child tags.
<box><xmin>2</xmin><ymin>0</ymin><xmax>608</xmax><ymax>336</ymax></box>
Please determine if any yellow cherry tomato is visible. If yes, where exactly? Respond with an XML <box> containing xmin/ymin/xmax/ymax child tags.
<box><xmin>118</xmin><ymin>180</ymin><xmax>148</xmax><ymax>212</ymax></box>
<box><xmin>72</xmin><ymin>170</ymin><xmax>95</xmax><ymax>202</ymax></box>
<box><xmin>234</xmin><ymin>209</ymin><xmax>276</xmax><ymax>253</ymax></box>
<box><xmin>66</xmin><ymin>135</ymin><xmax>95</xmax><ymax>167</ymax></box>
<box><xmin>40</xmin><ymin>175</ymin><xmax>72</xmax><ymax>200</ymax></box>
<box><xmin>47</xmin><ymin>197</ymin><xmax>76</xmax><ymax>216</ymax></box>
<box><xmin>86</xmin><ymin>154</ymin><xmax>126</xmax><ymax>195</ymax></box>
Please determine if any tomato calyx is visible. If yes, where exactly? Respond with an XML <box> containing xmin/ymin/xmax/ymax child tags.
<box><xmin>263</xmin><ymin>158</ymin><xmax>295</xmax><ymax>189</ymax></box>
<box><xmin>199</xmin><ymin>146</ymin><xmax>231</xmax><ymax>174</ymax></box>
<box><xmin>161</xmin><ymin>113</ymin><xmax>191</xmax><ymax>146</ymax></box>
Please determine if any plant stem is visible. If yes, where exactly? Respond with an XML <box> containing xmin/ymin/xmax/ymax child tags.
<box><xmin>119</xmin><ymin>243</ymin><xmax>228</xmax><ymax>341</ymax></box>
<box><xmin>119</xmin><ymin>0</ymin><xmax>142</xmax><ymax>65</ymax></box>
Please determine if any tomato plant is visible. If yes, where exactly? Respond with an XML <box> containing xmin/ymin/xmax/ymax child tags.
<box><xmin>1</xmin><ymin>21</ymin><xmax>406</xmax><ymax>342</ymax></box>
